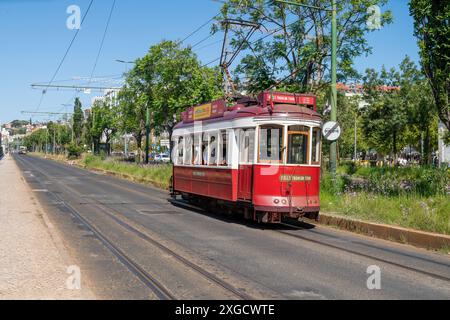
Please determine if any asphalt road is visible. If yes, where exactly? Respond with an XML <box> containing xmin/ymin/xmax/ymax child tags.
<box><xmin>13</xmin><ymin>154</ymin><xmax>450</xmax><ymax>300</ymax></box>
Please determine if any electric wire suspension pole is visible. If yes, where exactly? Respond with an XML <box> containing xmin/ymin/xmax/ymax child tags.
<box><xmin>145</xmin><ymin>107</ymin><xmax>150</xmax><ymax>165</ymax></box>
<box><xmin>275</xmin><ymin>0</ymin><xmax>338</xmax><ymax>184</ymax></box>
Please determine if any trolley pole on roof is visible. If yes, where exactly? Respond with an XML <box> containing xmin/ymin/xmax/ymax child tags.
<box><xmin>275</xmin><ymin>0</ymin><xmax>338</xmax><ymax>183</ymax></box>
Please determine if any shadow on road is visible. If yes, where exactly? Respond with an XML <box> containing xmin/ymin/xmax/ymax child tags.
<box><xmin>170</xmin><ymin>200</ymin><xmax>316</xmax><ymax>232</ymax></box>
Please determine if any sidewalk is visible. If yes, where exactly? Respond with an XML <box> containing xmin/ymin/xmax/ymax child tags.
<box><xmin>0</xmin><ymin>155</ymin><xmax>94</xmax><ymax>300</ymax></box>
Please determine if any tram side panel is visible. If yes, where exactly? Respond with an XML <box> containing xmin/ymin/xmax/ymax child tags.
<box><xmin>173</xmin><ymin>166</ymin><xmax>238</xmax><ymax>202</ymax></box>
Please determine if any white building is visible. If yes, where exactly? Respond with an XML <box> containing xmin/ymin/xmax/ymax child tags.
<box><xmin>91</xmin><ymin>89</ymin><xmax>120</xmax><ymax>106</ymax></box>
<box><xmin>1</xmin><ymin>128</ymin><xmax>10</xmax><ymax>153</ymax></box>
<box><xmin>438</xmin><ymin>122</ymin><xmax>450</xmax><ymax>167</ymax></box>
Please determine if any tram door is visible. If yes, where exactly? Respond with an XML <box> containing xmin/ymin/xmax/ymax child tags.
<box><xmin>237</xmin><ymin>129</ymin><xmax>255</xmax><ymax>201</ymax></box>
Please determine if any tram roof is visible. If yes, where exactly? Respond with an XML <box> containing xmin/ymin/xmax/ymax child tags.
<box><xmin>175</xmin><ymin>91</ymin><xmax>321</xmax><ymax>129</ymax></box>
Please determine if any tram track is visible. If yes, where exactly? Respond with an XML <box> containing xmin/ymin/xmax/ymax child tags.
<box><xmin>14</xmin><ymin>155</ymin><xmax>175</xmax><ymax>300</ymax></box>
<box><xmin>15</xmin><ymin>155</ymin><xmax>255</xmax><ymax>300</ymax></box>
<box><xmin>169</xmin><ymin>199</ymin><xmax>450</xmax><ymax>283</ymax></box>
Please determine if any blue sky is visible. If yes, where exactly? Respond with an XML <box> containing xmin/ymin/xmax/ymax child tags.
<box><xmin>0</xmin><ymin>0</ymin><xmax>420</xmax><ymax>123</ymax></box>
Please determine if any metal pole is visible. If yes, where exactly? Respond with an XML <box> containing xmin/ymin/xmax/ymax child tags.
<box><xmin>330</xmin><ymin>0</ymin><xmax>338</xmax><ymax>180</ymax></box>
<box><xmin>145</xmin><ymin>107</ymin><xmax>150</xmax><ymax>164</ymax></box>
<box><xmin>45</xmin><ymin>128</ymin><xmax>49</xmax><ymax>155</ymax></box>
<box><xmin>354</xmin><ymin>114</ymin><xmax>357</xmax><ymax>161</ymax></box>
<box><xmin>53</xmin><ymin>128</ymin><xmax>56</xmax><ymax>154</ymax></box>
<box><xmin>275</xmin><ymin>0</ymin><xmax>338</xmax><ymax>184</ymax></box>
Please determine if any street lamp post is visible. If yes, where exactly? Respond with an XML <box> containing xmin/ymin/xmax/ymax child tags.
<box><xmin>145</xmin><ymin>107</ymin><xmax>150</xmax><ymax>165</ymax></box>
<box><xmin>275</xmin><ymin>0</ymin><xmax>338</xmax><ymax>181</ymax></box>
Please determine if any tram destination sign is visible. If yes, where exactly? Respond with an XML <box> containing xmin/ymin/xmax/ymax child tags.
<box><xmin>323</xmin><ymin>121</ymin><xmax>342</xmax><ymax>142</ymax></box>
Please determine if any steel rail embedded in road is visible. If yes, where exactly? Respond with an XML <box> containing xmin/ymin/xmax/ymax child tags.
<box><xmin>170</xmin><ymin>199</ymin><xmax>450</xmax><ymax>283</ymax></box>
<box><xmin>14</xmin><ymin>155</ymin><xmax>176</xmax><ymax>300</ymax></box>
<box><xmin>15</xmin><ymin>155</ymin><xmax>254</xmax><ymax>300</ymax></box>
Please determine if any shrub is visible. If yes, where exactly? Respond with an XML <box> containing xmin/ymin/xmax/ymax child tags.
<box><xmin>66</xmin><ymin>143</ymin><xmax>84</xmax><ymax>159</ymax></box>
<box><xmin>330</xmin><ymin>165</ymin><xmax>450</xmax><ymax>197</ymax></box>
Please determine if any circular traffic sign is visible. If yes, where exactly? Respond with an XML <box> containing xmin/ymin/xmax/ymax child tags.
<box><xmin>323</xmin><ymin>121</ymin><xmax>342</xmax><ymax>142</ymax></box>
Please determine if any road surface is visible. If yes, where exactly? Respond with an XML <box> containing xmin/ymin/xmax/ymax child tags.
<box><xmin>13</xmin><ymin>154</ymin><xmax>450</xmax><ymax>300</ymax></box>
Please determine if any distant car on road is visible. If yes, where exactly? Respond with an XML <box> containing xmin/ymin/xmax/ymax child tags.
<box><xmin>154</xmin><ymin>153</ymin><xmax>171</xmax><ymax>163</ymax></box>
<box><xmin>19</xmin><ymin>147</ymin><xmax>27</xmax><ymax>155</ymax></box>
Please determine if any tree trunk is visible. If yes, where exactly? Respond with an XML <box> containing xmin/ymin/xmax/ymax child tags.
<box><xmin>424</xmin><ymin>125</ymin><xmax>431</xmax><ymax>165</ymax></box>
<box><xmin>393</xmin><ymin>130</ymin><xmax>398</xmax><ymax>166</ymax></box>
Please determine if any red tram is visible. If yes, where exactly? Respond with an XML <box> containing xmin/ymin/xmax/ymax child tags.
<box><xmin>171</xmin><ymin>91</ymin><xmax>322</xmax><ymax>223</ymax></box>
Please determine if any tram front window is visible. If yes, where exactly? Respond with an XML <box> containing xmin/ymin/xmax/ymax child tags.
<box><xmin>259</xmin><ymin>125</ymin><xmax>284</xmax><ymax>163</ymax></box>
<box><xmin>288</xmin><ymin>126</ymin><xmax>309</xmax><ymax>165</ymax></box>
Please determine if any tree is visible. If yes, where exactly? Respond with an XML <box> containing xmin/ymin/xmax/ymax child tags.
<box><xmin>118</xmin><ymin>40</ymin><xmax>223</xmax><ymax>158</ymax></box>
<box><xmin>138</xmin><ymin>41</ymin><xmax>223</xmax><ymax>137</ymax></box>
<box><xmin>397</xmin><ymin>56</ymin><xmax>438</xmax><ymax>164</ymax></box>
<box><xmin>117</xmin><ymin>69</ymin><xmax>152</xmax><ymax>161</ymax></box>
<box><xmin>217</xmin><ymin>0</ymin><xmax>392</xmax><ymax>93</ymax></box>
<box><xmin>73</xmin><ymin>97</ymin><xmax>84</xmax><ymax>144</ymax></box>
<box><xmin>409</xmin><ymin>0</ymin><xmax>450</xmax><ymax>130</ymax></box>
<box><xmin>361</xmin><ymin>67</ymin><xmax>407</xmax><ymax>159</ymax></box>
<box><xmin>91</xmin><ymin>99</ymin><xmax>118</xmax><ymax>154</ymax></box>
<box><xmin>361</xmin><ymin>56</ymin><xmax>439</xmax><ymax>164</ymax></box>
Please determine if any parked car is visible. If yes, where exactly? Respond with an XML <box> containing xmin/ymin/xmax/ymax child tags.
<box><xmin>155</xmin><ymin>153</ymin><xmax>170</xmax><ymax>163</ymax></box>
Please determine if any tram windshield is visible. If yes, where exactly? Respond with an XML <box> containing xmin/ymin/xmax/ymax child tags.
<box><xmin>287</xmin><ymin>126</ymin><xmax>309</xmax><ymax>165</ymax></box>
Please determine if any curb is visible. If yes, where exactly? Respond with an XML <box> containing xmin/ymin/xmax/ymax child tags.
<box><xmin>319</xmin><ymin>213</ymin><xmax>450</xmax><ymax>251</ymax></box>
<box><xmin>29</xmin><ymin>154</ymin><xmax>450</xmax><ymax>252</ymax></box>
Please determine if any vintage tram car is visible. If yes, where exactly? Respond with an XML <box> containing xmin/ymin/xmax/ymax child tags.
<box><xmin>171</xmin><ymin>91</ymin><xmax>322</xmax><ymax>223</ymax></box>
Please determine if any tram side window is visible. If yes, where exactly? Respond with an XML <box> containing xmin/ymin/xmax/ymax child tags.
<box><xmin>288</xmin><ymin>126</ymin><xmax>309</xmax><ymax>165</ymax></box>
<box><xmin>177</xmin><ymin>136</ymin><xmax>184</xmax><ymax>165</ymax></box>
<box><xmin>220</xmin><ymin>130</ymin><xmax>228</xmax><ymax>166</ymax></box>
<box><xmin>209</xmin><ymin>132</ymin><xmax>218</xmax><ymax>166</ymax></box>
<box><xmin>312</xmin><ymin>127</ymin><xmax>321</xmax><ymax>164</ymax></box>
<box><xmin>185</xmin><ymin>134</ymin><xmax>193</xmax><ymax>165</ymax></box>
<box><xmin>201</xmin><ymin>133</ymin><xmax>209</xmax><ymax>165</ymax></box>
<box><xmin>193</xmin><ymin>134</ymin><xmax>202</xmax><ymax>165</ymax></box>
<box><xmin>259</xmin><ymin>125</ymin><xmax>284</xmax><ymax>163</ymax></box>
<box><xmin>239</xmin><ymin>129</ymin><xmax>255</xmax><ymax>164</ymax></box>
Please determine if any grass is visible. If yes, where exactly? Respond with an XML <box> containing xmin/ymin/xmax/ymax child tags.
<box><xmin>30</xmin><ymin>152</ymin><xmax>450</xmax><ymax>235</ymax></box>
<box><xmin>321</xmin><ymin>190</ymin><xmax>450</xmax><ymax>235</ymax></box>
<box><xmin>83</xmin><ymin>155</ymin><xmax>173</xmax><ymax>190</ymax></box>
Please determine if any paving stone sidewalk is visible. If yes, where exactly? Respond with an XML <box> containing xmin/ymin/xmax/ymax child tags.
<box><xmin>0</xmin><ymin>155</ymin><xmax>94</xmax><ymax>300</ymax></box>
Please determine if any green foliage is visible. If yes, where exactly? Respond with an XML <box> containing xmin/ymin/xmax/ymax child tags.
<box><xmin>321</xmin><ymin>190</ymin><xmax>450</xmax><ymax>235</ymax></box>
<box><xmin>217</xmin><ymin>0</ymin><xmax>392</xmax><ymax>93</ymax></box>
<box><xmin>10</xmin><ymin>120</ymin><xmax>29</xmax><ymax>128</ymax></box>
<box><xmin>361</xmin><ymin>57</ymin><xmax>438</xmax><ymax>162</ymax></box>
<box><xmin>73</xmin><ymin>98</ymin><xmax>84</xmax><ymax>144</ymax></box>
<box><xmin>67</xmin><ymin>143</ymin><xmax>84</xmax><ymax>159</ymax></box>
<box><xmin>83</xmin><ymin>155</ymin><xmax>173</xmax><ymax>189</ymax></box>
<box><xmin>410</xmin><ymin>0</ymin><xmax>450</xmax><ymax>131</ymax></box>
<box><xmin>329</xmin><ymin>164</ymin><xmax>449</xmax><ymax>197</ymax></box>
<box><xmin>117</xmin><ymin>40</ymin><xmax>223</xmax><ymax>156</ymax></box>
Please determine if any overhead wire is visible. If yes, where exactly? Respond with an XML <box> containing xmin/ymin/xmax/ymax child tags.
<box><xmin>87</xmin><ymin>0</ymin><xmax>117</xmax><ymax>88</ymax></box>
<box><xmin>35</xmin><ymin>0</ymin><xmax>95</xmax><ymax>113</ymax></box>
